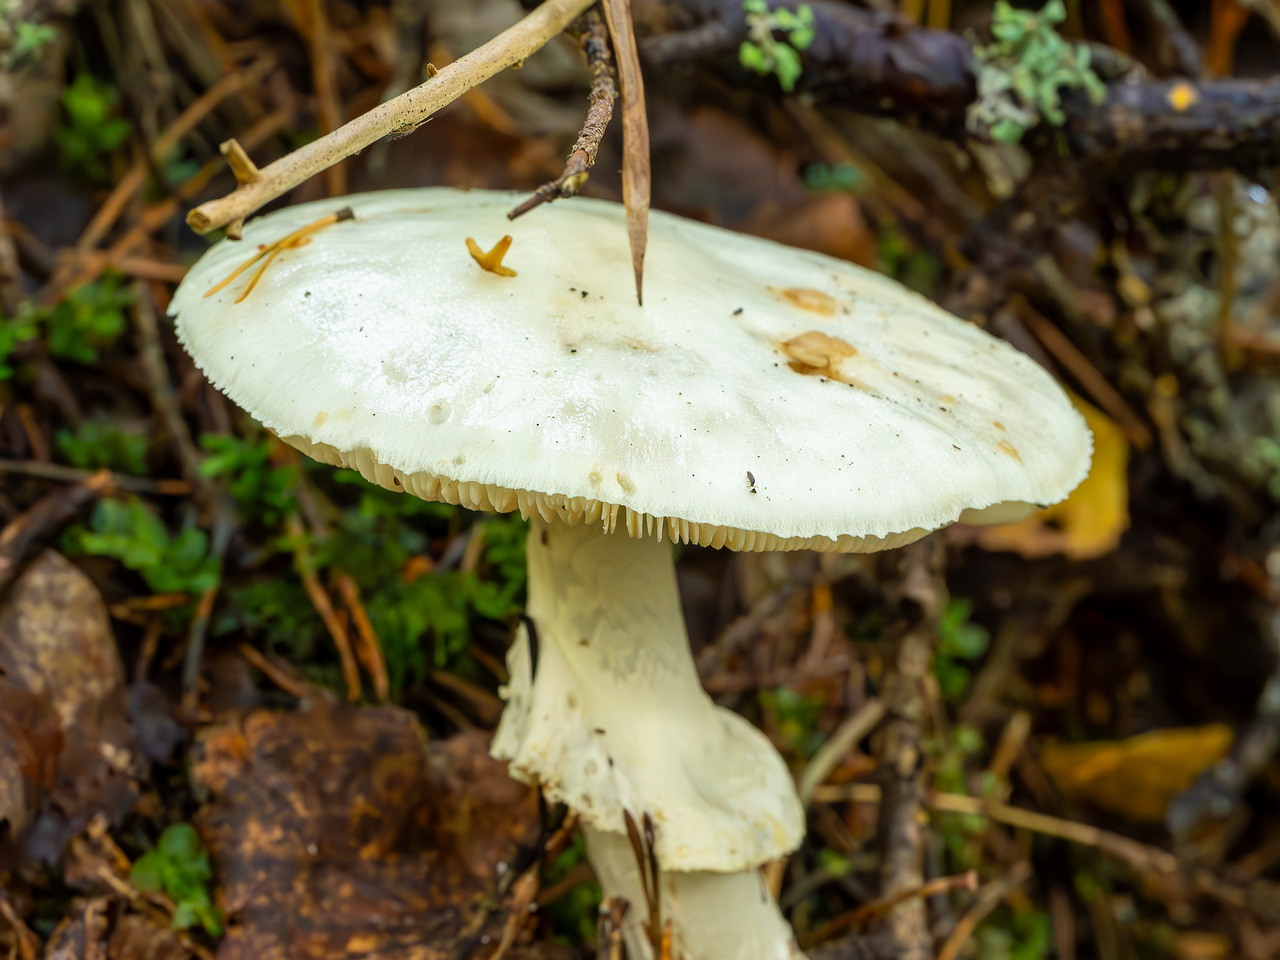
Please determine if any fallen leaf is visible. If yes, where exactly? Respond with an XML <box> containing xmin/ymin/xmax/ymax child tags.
<box><xmin>970</xmin><ymin>393</ymin><xmax>1129</xmax><ymax>560</ymax></box>
<box><xmin>193</xmin><ymin>702</ymin><xmax>548</xmax><ymax>960</ymax></box>
<box><xmin>1172</xmin><ymin>931</ymin><xmax>1232</xmax><ymax>960</ymax></box>
<box><xmin>0</xmin><ymin>551</ymin><xmax>142</xmax><ymax>864</ymax></box>
<box><xmin>602</xmin><ymin>0</ymin><xmax>649</xmax><ymax>304</ymax></box>
<box><xmin>1039</xmin><ymin>725</ymin><xmax>1233</xmax><ymax>823</ymax></box>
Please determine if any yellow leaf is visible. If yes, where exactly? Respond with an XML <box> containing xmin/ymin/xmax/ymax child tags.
<box><xmin>1040</xmin><ymin>725</ymin><xmax>1233</xmax><ymax>823</ymax></box>
<box><xmin>975</xmin><ymin>392</ymin><xmax>1129</xmax><ymax>560</ymax></box>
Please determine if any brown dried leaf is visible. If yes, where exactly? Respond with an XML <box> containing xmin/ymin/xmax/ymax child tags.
<box><xmin>602</xmin><ymin>0</ymin><xmax>649</xmax><ymax>304</ymax></box>
<box><xmin>0</xmin><ymin>551</ymin><xmax>142</xmax><ymax>864</ymax></box>
<box><xmin>193</xmin><ymin>702</ymin><xmax>545</xmax><ymax>960</ymax></box>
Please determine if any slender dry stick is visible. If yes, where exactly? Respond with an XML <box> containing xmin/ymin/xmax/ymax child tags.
<box><xmin>935</xmin><ymin>862</ymin><xmax>1033</xmax><ymax>960</ymax></box>
<box><xmin>601</xmin><ymin>0</ymin><xmax>649</xmax><ymax>305</ymax></box>
<box><xmin>132</xmin><ymin>281</ymin><xmax>210</xmax><ymax>498</ymax></box>
<box><xmin>0</xmin><ymin>185</ymin><xmax>22</xmax><ymax>314</ymax></box>
<box><xmin>509</xmin><ymin>8</ymin><xmax>617</xmax><ymax>220</ymax></box>
<box><xmin>927</xmin><ymin>792</ymin><xmax>1180</xmax><ymax>874</ymax></box>
<box><xmin>798</xmin><ymin>698</ymin><xmax>886</xmax><ymax>806</ymax></box>
<box><xmin>807</xmin><ymin>871</ymin><xmax>977</xmax><ymax>944</ymax></box>
<box><xmin>304</xmin><ymin>0</ymin><xmax>346</xmax><ymax>196</ymax></box>
<box><xmin>335</xmin><ymin>571</ymin><xmax>390</xmax><ymax>701</ymax></box>
<box><xmin>287</xmin><ymin>512</ymin><xmax>363</xmax><ymax>702</ymax></box>
<box><xmin>186</xmin><ymin>0</ymin><xmax>595</xmax><ymax>236</ymax></box>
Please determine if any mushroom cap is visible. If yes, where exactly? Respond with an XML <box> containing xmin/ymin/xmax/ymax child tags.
<box><xmin>171</xmin><ymin>188</ymin><xmax>1091</xmax><ymax>551</ymax></box>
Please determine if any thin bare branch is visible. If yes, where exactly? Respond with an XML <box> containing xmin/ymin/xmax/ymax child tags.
<box><xmin>186</xmin><ymin>0</ymin><xmax>596</xmax><ymax>236</ymax></box>
<box><xmin>509</xmin><ymin>8</ymin><xmax>618</xmax><ymax>220</ymax></box>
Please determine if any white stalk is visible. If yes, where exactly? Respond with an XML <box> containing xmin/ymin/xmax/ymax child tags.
<box><xmin>586</xmin><ymin>828</ymin><xmax>802</xmax><ymax>960</ymax></box>
<box><xmin>491</xmin><ymin>516</ymin><xmax>805</xmax><ymax>956</ymax></box>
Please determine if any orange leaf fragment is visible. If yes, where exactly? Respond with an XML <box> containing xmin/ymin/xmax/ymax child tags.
<box><xmin>466</xmin><ymin>235</ymin><xmax>518</xmax><ymax>277</ymax></box>
<box><xmin>1040</xmin><ymin>725</ymin><xmax>1233</xmax><ymax>823</ymax></box>
<box><xmin>973</xmin><ymin>392</ymin><xmax>1128</xmax><ymax>560</ymax></box>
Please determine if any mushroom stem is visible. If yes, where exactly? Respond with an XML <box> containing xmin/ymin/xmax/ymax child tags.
<box><xmin>586</xmin><ymin>828</ymin><xmax>802</xmax><ymax>960</ymax></box>
<box><xmin>492</xmin><ymin>516</ymin><xmax>805</xmax><ymax>958</ymax></box>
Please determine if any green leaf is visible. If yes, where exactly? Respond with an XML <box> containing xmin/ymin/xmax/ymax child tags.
<box><xmin>130</xmin><ymin>824</ymin><xmax>223</xmax><ymax>937</ymax></box>
<box><xmin>739</xmin><ymin>41</ymin><xmax>768</xmax><ymax>73</ymax></box>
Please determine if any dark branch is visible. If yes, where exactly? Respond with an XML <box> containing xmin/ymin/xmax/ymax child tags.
<box><xmin>509</xmin><ymin>7</ymin><xmax>618</xmax><ymax>220</ymax></box>
<box><xmin>635</xmin><ymin>0</ymin><xmax>1280</xmax><ymax>173</ymax></box>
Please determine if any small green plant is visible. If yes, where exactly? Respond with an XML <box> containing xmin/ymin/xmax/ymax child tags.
<box><xmin>803</xmin><ymin>162</ymin><xmax>864</xmax><ymax>194</ymax></box>
<box><xmin>41</xmin><ymin>275</ymin><xmax>132</xmax><ymax>363</ymax></box>
<box><xmin>542</xmin><ymin>833</ymin><xmax>602</xmax><ymax>945</ymax></box>
<box><xmin>933</xmin><ymin>597</ymin><xmax>991</xmax><ymax>702</ymax></box>
<box><xmin>0</xmin><ymin>2</ymin><xmax>56</xmax><ymax>68</ymax></box>
<box><xmin>967</xmin><ymin>0</ymin><xmax>1105</xmax><ymax>144</ymax></box>
<box><xmin>56</xmin><ymin>73</ymin><xmax>132</xmax><ymax>183</ymax></box>
<box><xmin>131</xmin><ymin>824</ymin><xmax>223</xmax><ymax>937</ymax></box>
<box><xmin>976</xmin><ymin>906</ymin><xmax>1052</xmax><ymax>960</ymax></box>
<box><xmin>760</xmin><ymin>686</ymin><xmax>825</xmax><ymax>760</ymax></box>
<box><xmin>199</xmin><ymin>433</ymin><xmax>300</xmax><ymax>526</ymax></box>
<box><xmin>65</xmin><ymin>498</ymin><xmax>219</xmax><ymax>595</ymax></box>
<box><xmin>0</xmin><ymin>313</ymin><xmax>37</xmax><ymax>379</ymax></box>
<box><xmin>57</xmin><ymin>420</ymin><xmax>149</xmax><ymax>475</ymax></box>
<box><xmin>738</xmin><ymin>0</ymin><xmax>815</xmax><ymax>93</ymax></box>
<box><xmin>930</xmin><ymin>724</ymin><xmax>989</xmax><ymax>870</ymax></box>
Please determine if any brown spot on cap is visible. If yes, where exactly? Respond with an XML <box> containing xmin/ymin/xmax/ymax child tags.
<box><xmin>313</xmin><ymin>411</ymin><xmax>330</xmax><ymax>428</ymax></box>
<box><xmin>616</xmin><ymin>472</ymin><xmax>636</xmax><ymax>494</ymax></box>
<box><xmin>996</xmin><ymin>439</ymin><xmax>1022</xmax><ymax>462</ymax></box>
<box><xmin>781</xmin><ymin>331</ymin><xmax>857</xmax><ymax>375</ymax></box>
<box><xmin>780</xmin><ymin>287</ymin><xmax>837</xmax><ymax>315</ymax></box>
<box><xmin>993</xmin><ymin>421</ymin><xmax>1006</xmax><ymax>431</ymax></box>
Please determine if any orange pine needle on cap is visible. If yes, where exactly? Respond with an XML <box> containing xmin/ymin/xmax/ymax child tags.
<box><xmin>204</xmin><ymin>207</ymin><xmax>354</xmax><ymax>300</ymax></box>
<box><xmin>466</xmin><ymin>235</ymin><xmax>518</xmax><ymax>276</ymax></box>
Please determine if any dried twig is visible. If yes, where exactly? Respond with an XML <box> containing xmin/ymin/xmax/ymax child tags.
<box><xmin>935</xmin><ymin>862</ymin><xmax>1033</xmax><ymax>960</ymax></box>
<box><xmin>602</xmin><ymin>0</ymin><xmax>650</xmax><ymax>305</ymax></box>
<box><xmin>182</xmin><ymin>500</ymin><xmax>236</xmax><ymax>711</ymax></box>
<box><xmin>927</xmin><ymin>792</ymin><xmax>1179</xmax><ymax>874</ymax></box>
<box><xmin>131</xmin><ymin>281</ymin><xmax>209</xmax><ymax>499</ymax></box>
<box><xmin>509</xmin><ymin>8</ymin><xmax>617</xmax><ymax>220</ymax></box>
<box><xmin>0</xmin><ymin>458</ymin><xmax>190</xmax><ymax>495</ymax></box>
<box><xmin>185</xmin><ymin>0</ymin><xmax>595</xmax><ymax>237</ymax></box>
<box><xmin>798</xmin><ymin>698</ymin><xmax>886</xmax><ymax>806</ymax></box>
<box><xmin>1012</xmin><ymin>296</ymin><xmax>1153</xmax><ymax>449</ymax></box>
<box><xmin>876</xmin><ymin>540</ymin><xmax>945</xmax><ymax>960</ymax></box>
<box><xmin>239</xmin><ymin>642</ymin><xmax>312</xmax><ymax>698</ymax></box>
<box><xmin>0</xmin><ymin>470</ymin><xmax>112</xmax><ymax>598</ymax></box>
<box><xmin>0</xmin><ymin>185</ymin><xmax>23</xmax><ymax>315</ymax></box>
<box><xmin>336</xmin><ymin>572</ymin><xmax>390</xmax><ymax>702</ymax></box>
<box><xmin>808</xmin><ymin>871</ymin><xmax>978</xmax><ymax>944</ymax></box>
<box><xmin>287</xmin><ymin>513</ymin><xmax>362</xmax><ymax>702</ymax></box>
<box><xmin>0</xmin><ymin>888</ymin><xmax>39</xmax><ymax>960</ymax></box>
<box><xmin>302</xmin><ymin>0</ymin><xmax>345</xmax><ymax>196</ymax></box>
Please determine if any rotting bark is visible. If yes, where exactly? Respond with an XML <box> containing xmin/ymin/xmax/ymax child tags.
<box><xmin>636</xmin><ymin>0</ymin><xmax>1280</xmax><ymax>173</ymax></box>
<box><xmin>876</xmin><ymin>538</ymin><xmax>945</xmax><ymax>960</ymax></box>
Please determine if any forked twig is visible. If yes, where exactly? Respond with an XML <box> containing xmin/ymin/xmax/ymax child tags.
<box><xmin>508</xmin><ymin>8</ymin><xmax>618</xmax><ymax>221</ymax></box>
<box><xmin>185</xmin><ymin>0</ymin><xmax>595</xmax><ymax>237</ymax></box>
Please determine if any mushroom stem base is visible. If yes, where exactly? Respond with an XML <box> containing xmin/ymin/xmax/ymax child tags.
<box><xmin>492</xmin><ymin>515</ymin><xmax>804</xmax><ymax>867</ymax></box>
<box><xmin>586</xmin><ymin>828</ymin><xmax>803</xmax><ymax>960</ymax></box>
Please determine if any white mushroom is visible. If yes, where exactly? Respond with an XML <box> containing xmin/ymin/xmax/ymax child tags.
<box><xmin>171</xmin><ymin>187</ymin><xmax>1091</xmax><ymax>960</ymax></box>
